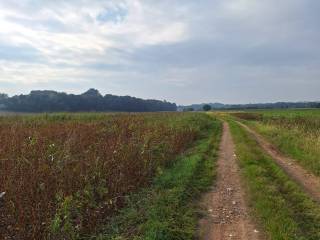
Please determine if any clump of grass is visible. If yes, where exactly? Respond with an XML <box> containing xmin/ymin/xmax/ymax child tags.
<box><xmin>230</xmin><ymin>112</ymin><xmax>263</xmax><ymax>121</ymax></box>
<box><xmin>0</xmin><ymin>112</ymin><xmax>213</xmax><ymax>239</ymax></box>
<box><xmin>229</xmin><ymin>120</ymin><xmax>320</xmax><ymax>240</ymax></box>
<box><xmin>93</xmin><ymin>118</ymin><xmax>222</xmax><ymax>240</ymax></box>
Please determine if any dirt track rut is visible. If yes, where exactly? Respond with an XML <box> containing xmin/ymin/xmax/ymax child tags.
<box><xmin>237</xmin><ymin>121</ymin><xmax>320</xmax><ymax>203</ymax></box>
<box><xmin>198</xmin><ymin>122</ymin><xmax>262</xmax><ymax>240</ymax></box>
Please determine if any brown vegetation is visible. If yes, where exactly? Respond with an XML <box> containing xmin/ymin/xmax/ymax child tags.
<box><xmin>0</xmin><ymin>113</ymin><xmax>209</xmax><ymax>239</ymax></box>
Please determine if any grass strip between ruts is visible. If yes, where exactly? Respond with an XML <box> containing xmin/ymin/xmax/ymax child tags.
<box><xmin>229</xmin><ymin>120</ymin><xmax>320</xmax><ymax>240</ymax></box>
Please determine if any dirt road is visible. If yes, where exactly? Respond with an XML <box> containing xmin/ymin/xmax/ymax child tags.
<box><xmin>198</xmin><ymin>122</ymin><xmax>262</xmax><ymax>240</ymax></box>
<box><xmin>237</xmin><ymin>121</ymin><xmax>320</xmax><ymax>203</ymax></box>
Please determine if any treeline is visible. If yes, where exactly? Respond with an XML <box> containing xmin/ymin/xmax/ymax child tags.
<box><xmin>0</xmin><ymin>89</ymin><xmax>177</xmax><ymax>112</ymax></box>
<box><xmin>180</xmin><ymin>101</ymin><xmax>320</xmax><ymax>111</ymax></box>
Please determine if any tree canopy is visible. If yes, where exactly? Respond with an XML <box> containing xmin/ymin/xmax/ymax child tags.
<box><xmin>203</xmin><ymin>104</ymin><xmax>212</xmax><ymax>111</ymax></box>
<box><xmin>0</xmin><ymin>89</ymin><xmax>177</xmax><ymax>112</ymax></box>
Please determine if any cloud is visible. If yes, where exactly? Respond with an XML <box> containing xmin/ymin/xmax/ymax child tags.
<box><xmin>0</xmin><ymin>0</ymin><xmax>319</xmax><ymax>104</ymax></box>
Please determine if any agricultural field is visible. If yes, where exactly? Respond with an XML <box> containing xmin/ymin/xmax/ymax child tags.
<box><xmin>2</xmin><ymin>109</ymin><xmax>320</xmax><ymax>240</ymax></box>
<box><xmin>232</xmin><ymin>109</ymin><xmax>320</xmax><ymax>176</ymax></box>
<box><xmin>217</xmin><ymin>109</ymin><xmax>320</xmax><ymax>240</ymax></box>
<box><xmin>0</xmin><ymin>112</ymin><xmax>222</xmax><ymax>240</ymax></box>
<box><xmin>228</xmin><ymin>119</ymin><xmax>320</xmax><ymax>240</ymax></box>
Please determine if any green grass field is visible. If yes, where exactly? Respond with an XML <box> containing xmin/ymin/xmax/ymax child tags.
<box><xmin>229</xmin><ymin>119</ymin><xmax>320</xmax><ymax>240</ymax></box>
<box><xmin>232</xmin><ymin>109</ymin><xmax>320</xmax><ymax>176</ymax></box>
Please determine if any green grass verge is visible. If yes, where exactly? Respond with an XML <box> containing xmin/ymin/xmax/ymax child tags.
<box><xmin>246</xmin><ymin>120</ymin><xmax>320</xmax><ymax>176</ymax></box>
<box><xmin>229</xmin><ymin>120</ymin><xmax>320</xmax><ymax>240</ymax></box>
<box><xmin>248</xmin><ymin>109</ymin><xmax>320</xmax><ymax>118</ymax></box>
<box><xmin>86</xmin><ymin>117</ymin><xmax>222</xmax><ymax>240</ymax></box>
<box><xmin>232</xmin><ymin>109</ymin><xmax>320</xmax><ymax>176</ymax></box>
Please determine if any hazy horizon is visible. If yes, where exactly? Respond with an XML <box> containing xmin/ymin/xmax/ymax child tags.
<box><xmin>0</xmin><ymin>1</ymin><xmax>319</xmax><ymax>105</ymax></box>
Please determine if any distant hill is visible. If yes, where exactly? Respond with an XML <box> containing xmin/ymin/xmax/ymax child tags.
<box><xmin>0</xmin><ymin>89</ymin><xmax>177</xmax><ymax>112</ymax></box>
<box><xmin>179</xmin><ymin>101</ymin><xmax>320</xmax><ymax>111</ymax></box>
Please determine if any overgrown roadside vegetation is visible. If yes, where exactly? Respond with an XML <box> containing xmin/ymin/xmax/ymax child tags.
<box><xmin>92</xmin><ymin>117</ymin><xmax>222</xmax><ymax>240</ymax></box>
<box><xmin>0</xmin><ymin>112</ymin><xmax>218</xmax><ymax>239</ymax></box>
<box><xmin>232</xmin><ymin>110</ymin><xmax>320</xmax><ymax>176</ymax></box>
<box><xmin>229</xmin><ymin>120</ymin><xmax>320</xmax><ymax>240</ymax></box>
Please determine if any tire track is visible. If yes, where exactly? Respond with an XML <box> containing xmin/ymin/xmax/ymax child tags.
<box><xmin>198</xmin><ymin>122</ymin><xmax>262</xmax><ymax>240</ymax></box>
<box><xmin>237</xmin><ymin>120</ymin><xmax>320</xmax><ymax>203</ymax></box>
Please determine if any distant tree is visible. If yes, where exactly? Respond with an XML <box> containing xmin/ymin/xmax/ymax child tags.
<box><xmin>182</xmin><ymin>102</ymin><xmax>320</xmax><ymax>111</ymax></box>
<box><xmin>0</xmin><ymin>93</ymin><xmax>8</xmax><ymax>99</ymax></box>
<box><xmin>0</xmin><ymin>93</ymin><xmax>8</xmax><ymax>110</ymax></box>
<box><xmin>183</xmin><ymin>107</ymin><xmax>194</xmax><ymax>112</ymax></box>
<box><xmin>203</xmin><ymin>104</ymin><xmax>212</xmax><ymax>111</ymax></box>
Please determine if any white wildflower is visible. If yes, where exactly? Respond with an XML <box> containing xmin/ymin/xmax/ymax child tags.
<box><xmin>49</xmin><ymin>154</ymin><xmax>54</xmax><ymax>161</ymax></box>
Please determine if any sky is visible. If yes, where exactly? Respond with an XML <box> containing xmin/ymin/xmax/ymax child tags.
<box><xmin>0</xmin><ymin>0</ymin><xmax>319</xmax><ymax>105</ymax></box>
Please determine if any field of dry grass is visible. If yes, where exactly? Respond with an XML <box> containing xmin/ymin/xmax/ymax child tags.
<box><xmin>0</xmin><ymin>112</ymin><xmax>213</xmax><ymax>239</ymax></box>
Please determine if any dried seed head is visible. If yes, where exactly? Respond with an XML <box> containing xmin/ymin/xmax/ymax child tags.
<box><xmin>0</xmin><ymin>192</ymin><xmax>6</xmax><ymax>199</ymax></box>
